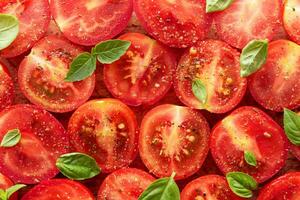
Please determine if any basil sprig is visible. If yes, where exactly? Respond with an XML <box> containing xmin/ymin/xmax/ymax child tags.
<box><xmin>283</xmin><ymin>108</ymin><xmax>300</xmax><ymax>145</ymax></box>
<box><xmin>138</xmin><ymin>172</ymin><xmax>180</xmax><ymax>200</ymax></box>
<box><xmin>192</xmin><ymin>78</ymin><xmax>207</xmax><ymax>104</ymax></box>
<box><xmin>206</xmin><ymin>0</ymin><xmax>234</xmax><ymax>13</ymax></box>
<box><xmin>0</xmin><ymin>129</ymin><xmax>21</xmax><ymax>147</ymax></box>
<box><xmin>0</xmin><ymin>184</ymin><xmax>26</xmax><ymax>200</ymax></box>
<box><xmin>65</xmin><ymin>40</ymin><xmax>130</xmax><ymax>82</ymax></box>
<box><xmin>244</xmin><ymin>151</ymin><xmax>257</xmax><ymax>167</ymax></box>
<box><xmin>0</xmin><ymin>14</ymin><xmax>19</xmax><ymax>50</ymax></box>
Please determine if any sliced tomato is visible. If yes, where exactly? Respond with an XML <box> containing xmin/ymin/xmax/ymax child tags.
<box><xmin>213</xmin><ymin>0</ymin><xmax>282</xmax><ymax>49</ymax></box>
<box><xmin>97</xmin><ymin>168</ymin><xmax>155</xmax><ymax>200</ymax></box>
<box><xmin>95</xmin><ymin>65</ymin><xmax>111</xmax><ymax>98</ymax></box>
<box><xmin>0</xmin><ymin>104</ymin><xmax>70</xmax><ymax>184</ymax></box>
<box><xmin>174</xmin><ymin>40</ymin><xmax>247</xmax><ymax>113</ymax></box>
<box><xmin>210</xmin><ymin>106</ymin><xmax>288</xmax><ymax>183</ymax></box>
<box><xmin>257</xmin><ymin>172</ymin><xmax>300</xmax><ymax>200</ymax></box>
<box><xmin>133</xmin><ymin>0</ymin><xmax>212</xmax><ymax>48</ymax></box>
<box><xmin>0</xmin><ymin>173</ymin><xmax>17</xmax><ymax>200</ymax></box>
<box><xmin>0</xmin><ymin>0</ymin><xmax>50</xmax><ymax>58</ymax></box>
<box><xmin>50</xmin><ymin>0</ymin><xmax>133</xmax><ymax>46</ymax></box>
<box><xmin>139</xmin><ymin>104</ymin><xmax>210</xmax><ymax>180</ymax></box>
<box><xmin>249</xmin><ymin>40</ymin><xmax>300</xmax><ymax>112</ymax></box>
<box><xmin>67</xmin><ymin>99</ymin><xmax>138</xmax><ymax>173</ymax></box>
<box><xmin>181</xmin><ymin>175</ymin><xmax>242</xmax><ymax>200</ymax></box>
<box><xmin>0</xmin><ymin>61</ymin><xmax>14</xmax><ymax>111</ymax></box>
<box><xmin>104</xmin><ymin>33</ymin><xmax>176</xmax><ymax>106</ymax></box>
<box><xmin>283</xmin><ymin>0</ymin><xmax>300</xmax><ymax>45</ymax></box>
<box><xmin>21</xmin><ymin>179</ymin><xmax>94</xmax><ymax>200</ymax></box>
<box><xmin>18</xmin><ymin>35</ymin><xmax>95</xmax><ymax>113</ymax></box>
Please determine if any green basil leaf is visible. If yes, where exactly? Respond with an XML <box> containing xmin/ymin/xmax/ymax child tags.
<box><xmin>284</xmin><ymin>108</ymin><xmax>300</xmax><ymax>145</ymax></box>
<box><xmin>226</xmin><ymin>172</ymin><xmax>258</xmax><ymax>198</ymax></box>
<box><xmin>56</xmin><ymin>152</ymin><xmax>101</xmax><ymax>180</ymax></box>
<box><xmin>192</xmin><ymin>79</ymin><xmax>207</xmax><ymax>104</ymax></box>
<box><xmin>138</xmin><ymin>172</ymin><xmax>180</xmax><ymax>200</ymax></box>
<box><xmin>240</xmin><ymin>39</ymin><xmax>268</xmax><ymax>77</ymax></box>
<box><xmin>5</xmin><ymin>184</ymin><xmax>26</xmax><ymax>200</ymax></box>
<box><xmin>0</xmin><ymin>14</ymin><xmax>19</xmax><ymax>50</ymax></box>
<box><xmin>65</xmin><ymin>52</ymin><xmax>96</xmax><ymax>82</ymax></box>
<box><xmin>206</xmin><ymin>0</ymin><xmax>234</xmax><ymax>13</ymax></box>
<box><xmin>0</xmin><ymin>129</ymin><xmax>21</xmax><ymax>147</ymax></box>
<box><xmin>92</xmin><ymin>40</ymin><xmax>131</xmax><ymax>64</ymax></box>
<box><xmin>244</xmin><ymin>151</ymin><xmax>257</xmax><ymax>167</ymax></box>
<box><xmin>0</xmin><ymin>189</ymin><xmax>6</xmax><ymax>200</ymax></box>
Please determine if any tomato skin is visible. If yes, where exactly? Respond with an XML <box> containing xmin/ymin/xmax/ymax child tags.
<box><xmin>257</xmin><ymin>172</ymin><xmax>300</xmax><ymax>200</ymax></box>
<box><xmin>97</xmin><ymin>168</ymin><xmax>155</xmax><ymax>200</ymax></box>
<box><xmin>210</xmin><ymin>106</ymin><xmax>289</xmax><ymax>183</ymax></box>
<box><xmin>283</xmin><ymin>0</ymin><xmax>300</xmax><ymax>45</ymax></box>
<box><xmin>0</xmin><ymin>173</ymin><xmax>17</xmax><ymax>200</ymax></box>
<box><xmin>0</xmin><ymin>61</ymin><xmax>14</xmax><ymax>111</ymax></box>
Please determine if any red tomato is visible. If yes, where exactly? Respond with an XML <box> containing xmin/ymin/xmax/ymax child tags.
<box><xmin>0</xmin><ymin>0</ymin><xmax>50</xmax><ymax>58</ymax></box>
<box><xmin>257</xmin><ymin>172</ymin><xmax>300</xmax><ymax>200</ymax></box>
<box><xmin>50</xmin><ymin>0</ymin><xmax>133</xmax><ymax>46</ymax></box>
<box><xmin>18</xmin><ymin>36</ymin><xmax>95</xmax><ymax>113</ymax></box>
<box><xmin>181</xmin><ymin>175</ymin><xmax>242</xmax><ymax>200</ymax></box>
<box><xmin>210</xmin><ymin>106</ymin><xmax>288</xmax><ymax>183</ymax></box>
<box><xmin>104</xmin><ymin>33</ymin><xmax>176</xmax><ymax>106</ymax></box>
<box><xmin>0</xmin><ymin>104</ymin><xmax>70</xmax><ymax>184</ymax></box>
<box><xmin>0</xmin><ymin>173</ymin><xmax>17</xmax><ymax>200</ymax></box>
<box><xmin>249</xmin><ymin>40</ymin><xmax>300</xmax><ymax>112</ymax></box>
<box><xmin>133</xmin><ymin>0</ymin><xmax>212</xmax><ymax>48</ymax></box>
<box><xmin>139</xmin><ymin>104</ymin><xmax>210</xmax><ymax>180</ymax></box>
<box><xmin>21</xmin><ymin>179</ymin><xmax>94</xmax><ymax>200</ymax></box>
<box><xmin>97</xmin><ymin>168</ymin><xmax>155</xmax><ymax>200</ymax></box>
<box><xmin>213</xmin><ymin>0</ymin><xmax>282</xmax><ymax>49</ymax></box>
<box><xmin>0</xmin><ymin>61</ymin><xmax>14</xmax><ymax>111</ymax></box>
<box><xmin>174</xmin><ymin>40</ymin><xmax>247</xmax><ymax>113</ymax></box>
<box><xmin>95</xmin><ymin>65</ymin><xmax>111</xmax><ymax>98</ymax></box>
<box><xmin>67</xmin><ymin>99</ymin><xmax>138</xmax><ymax>173</ymax></box>
<box><xmin>283</xmin><ymin>0</ymin><xmax>300</xmax><ymax>45</ymax></box>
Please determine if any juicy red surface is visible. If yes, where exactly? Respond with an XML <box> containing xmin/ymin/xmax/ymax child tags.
<box><xmin>0</xmin><ymin>172</ymin><xmax>17</xmax><ymax>200</ymax></box>
<box><xmin>0</xmin><ymin>61</ymin><xmax>14</xmax><ymax>111</ymax></box>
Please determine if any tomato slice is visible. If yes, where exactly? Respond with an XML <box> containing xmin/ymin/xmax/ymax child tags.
<box><xmin>181</xmin><ymin>175</ymin><xmax>243</xmax><ymax>200</ymax></box>
<box><xmin>97</xmin><ymin>168</ymin><xmax>155</xmax><ymax>200</ymax></box>
<box><xmin>0</xmin><ymin>0</ymin><xmax>50</xmax><ymax>58</ymax></box>
<box><xmin>18</xmin><ymin>35</ymin><xmax>95</xmax><ymax>113</ymax></box>
<box><xmin>50</xmin><ymin>0</ymin><xmax>133</xmax><ymax>46</ymax></box>
<box><xmin>283</xmin><ymin>0</ymin><xmax>300</xmax><ymax>45</ymax></box>
<box><xmin>95</xmin><ymin>65</ymin><xmax>111</xmax><ymax>98</ymax></box>
<box><xmin>0</xmin><ymin>61</ymin><xmax>14</xmax><ymax>111</ymax></box>
<box><xmin>21</xmin><ymin>179</ymin><xmax>94</xmax><ymax>200</ymax></box>
<box><xmin>104</xmin><ymin>33</ymin><xmax>176</xmax><ymax>106</ymax></box>
<box><xmin>213</xmin><ymin>0</ymin><xmax>282</xmax><ymax>49</ymax></box>
<box><xmin>139</xmin><ymin>104</ymin><xmax>210</xmax><ymax>180</ymax></box>
<box><xmin>0</xmin><ymin>173</ymin><xmax>17</xmax><ymax>200</ymax></box>
<box><xmin>257</xmin><ymin>172</ymin><xmax>300</xmax><ymax>200</ymax></box>
<box><xmin>174</xmin><ymin>40</ymin><xmax>247</xmax><ymax>113</ymax></box>
<box><xmin>249</xmin><ymin>40</ymin><xmax>300</xmax><ymax>112</ymax></box>
<box><xmin>67</xmin><ymin>99</ymin><xmax>138</xmax><ymax>173</ymax></box>
<box><xmin>210</xmin><ymin>106</ymin><xmax>288</xmax><ymax>183</ymax></box>
<box><xmin>133</xmin><ymin>0</ymin><xmax>212</xmax><ymax>48</ymax></box>
<box><xmin>0</xmin><ymin>104</ymin><xmax>70</xmax><ymax>184</ymax></box>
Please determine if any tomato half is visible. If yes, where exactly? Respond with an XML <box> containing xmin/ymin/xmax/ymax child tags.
<box><xmin>139</xmin><ymin>104</ymin><xmax>210</xmax><ymax>180</ymax></box>
<box><xmin>97</xmin><ymin>168</ymin><xmax>155</xmax><ymax>200</ymax></box>
<box><xmin>18</xmin><ymin>35</ymin><xmax>95</xmax><ymax>113</ymax></box>
<box><xmin>249</xmin><ymin>40</ymin><xmax>300</xmax><ymax>112</ymax></box>
<box><xmin>21</xmin><ymin>179</ymin><xmax>94</xmax><ymax>200</ymax></box>
<box><xmin>213</xmin><ymin>0</ymin><xmax>282</xmax><ymax>49</ymax></box>
<box><xmin>0</xmin><ymin>104</ymin><xmax>70</xmax><ymax>184</ymax></box>
<box><xmin>50</xmin><ymin>0</ymin><xmax>133</xmax><ymax>46</ymax></box>
<box><xmin>0</xmin><ymin>61</ymin><xmax>14</xmax><ymax>111</ymax></box>
<box><xmin>0</xmin><ymin>0</ymin><xmax>50</xmax><ymax>58</ymax></box>
<box><xmin>181</xmin><ymin>175</ymin><xmax>242</xmax><ymax>200</ymax></box>
<box><xmin>0</xmin><ymin>173</ymin><xmax>16</xmax><ymax>200</ymax></box>
<box><xmin>67</xmin><ymin>99</ymin><xmax>138</xmax><ymax>173</ymax></box>
<box><xmin>257</xmin><ymin>172</ymin><xmax>300</xmax><ymax>200</ymax></box>
<box><xmin>210</xmin><ymin>106</ymin><xmax>288</xmax><ymax>183</ymax></box>
<box><xmin>104</xmin><ymin>33</ymin><xmax>176</xmax><ymax>106</ymax></box>
<box><xmin>133</xmin><ymin>0</ymin><xmax>212</xmax><ymax>48</ymax></box>
<box><xmin>283</xmin><ymin>0</ymin><xmax>300</xmax><ymax>45</ymax></box>
<box><xmin>174</xmin><ymin>40</ymin><xmax>247</xmax><ymax>113</ymax></box>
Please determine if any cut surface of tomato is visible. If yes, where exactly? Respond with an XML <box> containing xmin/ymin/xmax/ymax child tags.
<box><xmin>257</xmin><ymin>172</ymin><xmax>300</xmax><ymax>200</ymax></box>
<box><xmin>283</xmin><ymin>0</ymin><xmax>300</xmax><ymax>45</ymax></box>
<box><xmin>133</xmin><ymin>0</ymin><xmax>212</xmax><ymax>48</ymax></box>
<box><xmin>0</xmin><ymin>104</ymin><xmax>70</xmax><ymax>184</ymax></box>
<box><xmin>0</xmin><ymin>0</ymin><xmax>50</xmax><ymax>58</ymax></box>
<box><xmin>0</xmin><ymin>62</ymin><xmax>14</xmax><ymax>111</ymax></box>
<box><xmin>249</xmin><ymin>40</ymin><xmax>300</xmax><ymax>111</ymax></box>
<box><xmin>139</xmin><ymin>104</ymin><xmax>210</xmax><ymax>180</ymax></box>
<box><xmin>174</xmin><ymin>40</ymin><xmax>247</xmax><ymax>113</ymax></box>
<box><xmin>50</xmin><ymin>0</ymin><xmax>133</xmax><ymax>46</ymax></box>
<box><xmin>104</xmin><ymin>33</ymin><xmax>176</xmax><ymax>106</ymax></box>
<box><xmin>97</xmin><ymin>168</ymin><xmax>155</xmax><ymax>200</ymax></box>
<box><xmin>0</xmin><ymin>172</ymin><xmax>16</xmax><ymax>200</ymax></box>
<box><xmin>213</xmin><ymin>0</ymin><xmax>282</xmax><ymax>49</ymax></box>
<box><xmin>67</xmin><ymin>99</ymin><xmax>138</xmax><ymax>173</ymax></box>
<box><xmin>21</xmin><ymin>179</ymin><xmax>94</xmax><ymax>200</ymax></box>
<box><xmin>18</xmin><ymin>36</ymin><xmax>95</xmax><ymax>113</ymax></box>
<box><xmin>210</xmin><ymin>106</ymin><xmax>288</xmax><ymax>183</ymax></box>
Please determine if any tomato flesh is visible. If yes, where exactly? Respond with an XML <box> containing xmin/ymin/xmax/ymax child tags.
<box><xmin>0</xmin><ymin>62</ymin><xmax>14</xmax><ymax>111</ymax></box>
<box><xmin>0</xmin><ymin>173</ymin><xmax>16</xmax><ymax>200</ymax></box>
<box><xmin>283</xmin><ymin>0</ymin><xmax>300</xmax><ymax>45</ymax></box>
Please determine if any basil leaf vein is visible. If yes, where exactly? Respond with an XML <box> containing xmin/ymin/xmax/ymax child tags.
<box><xmin>0</xmin><ymin>129</ymin><xmax>21</xmax><ymax>147</ymax></box>
<box><xmin>206</xmin><ymin>0</ymin><xmax>234</xmax><ymax>13</ymax></box>
<box><xmin>0</xmin><ymin>14</ymin><xmax>19</xmax><ymax>50</ymax></box>
<box><xmin>244</xmin><ymin>151</ymin><xmax>257</xmax><ymax>167</ymax></box>
<box><xmin>192</xmin><ymin>78</ymin><xmax>207</xmax><ymax>104</ymax></box>
<box><xmin>284</xmin><ymin>108</ymin><xmax>300</xmax><ymax>145</ymax></box>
